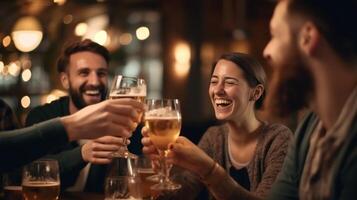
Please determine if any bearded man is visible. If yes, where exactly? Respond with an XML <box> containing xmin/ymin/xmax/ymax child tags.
<box><xmin>262</xmin><ymin>0</ymin><xmax>357</xmax><ymax>199</ymax></box>
<box><xmin>25</xmin><ymin>39</ymin><xmax>141</xmax><ymax>193</ymax></box>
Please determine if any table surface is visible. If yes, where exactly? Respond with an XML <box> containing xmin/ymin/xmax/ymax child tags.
<box><xmin>61</xmin><ymin>192</ymin><xmax>104</xmax><ymax>200</ymax></box>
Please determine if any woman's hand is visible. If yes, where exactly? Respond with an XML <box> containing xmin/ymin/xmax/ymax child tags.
<box><xmin>141</xmin><ymin>126</ymin><xmax>160</xmax><ymax>160</ymax></box>
<box><xmin>166</xmin><ymin>136</ymin><xmax>215</xmax><ymax>178</ymax></box>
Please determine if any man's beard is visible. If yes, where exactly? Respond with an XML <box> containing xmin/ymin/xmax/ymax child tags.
<box><xmin>264</xmin><ymin>54</ymin><xmax>314</xmax><ymax>118</ymax></box>
<box><xmin>69</xmin><ymin>84</ymin><xmax>107</xmax><ymax>110</ymax></box>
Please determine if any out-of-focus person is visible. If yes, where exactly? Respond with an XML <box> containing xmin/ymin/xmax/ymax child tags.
<box><xmin>142</xmin><ymin>52</ymin><xmax>293</xmax><ymax>199</ymax></box>
<box><xmin>0</xmin><ymin>99</ymin><xmax>19</xmax><ymax>131</ymax></box>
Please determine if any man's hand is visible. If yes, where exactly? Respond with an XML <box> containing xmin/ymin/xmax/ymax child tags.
<box><xmin>81</xmin><ymin>136</ymin><xmax>127</xmax><ymax>164</ymax></box>
<box><xmin>61</xmin><ymin>98</ymin><xmax>144</xmax><ymax>141</ymax></box>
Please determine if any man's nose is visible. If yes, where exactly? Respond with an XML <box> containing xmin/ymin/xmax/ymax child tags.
<box><xmin>87</xmin><ymin>72</ymin><xmax>100</xmax><ymax>86</ymax></box>
<box><xmin>262</xmin><ymin>44</ymin><xmax>271</xmax><ymax>60</ymax></box>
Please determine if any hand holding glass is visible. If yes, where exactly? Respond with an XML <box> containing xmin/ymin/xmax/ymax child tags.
<box><xmin>109</xmin><ymin>75</ymin><xmax>146</xmax><ymax>158</ymax></box>
<box><xmin>144</xmin><ymin>99</ymin><xmax>181</xmax><ymax>191</ymax></box>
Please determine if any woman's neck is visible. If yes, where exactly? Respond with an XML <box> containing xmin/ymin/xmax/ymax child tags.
<box><xmin>227</xmin><ymin>115</ymin><xmax>262</xmax><ymax>146</ymax></box>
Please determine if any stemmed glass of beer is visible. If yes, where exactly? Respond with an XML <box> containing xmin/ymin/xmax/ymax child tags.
<box><xmin>144</xmin><ymin>99</ymin><xmax>182</xmax><ymax>191</ymax></box>
<box><xmin>22</xmin><ymin>159</ymin><xmax>60</xmax><ymax>200</ymax></box>
<box><xmin>108</xmin><ymin>75</ymin><xmax>146</xmax><ymax>158</ymax></box>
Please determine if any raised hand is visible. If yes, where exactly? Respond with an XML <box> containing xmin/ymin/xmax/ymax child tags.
<box><xmin>61</xmin><ymin>98</ymin><xmax>144</xmax><ymax>141</ymax></box>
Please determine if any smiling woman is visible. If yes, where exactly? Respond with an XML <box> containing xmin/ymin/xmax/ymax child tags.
<box><xmin>142</xmin><ymin>52</ymin><xmax>293</xmax><ymax>200</ymax></box>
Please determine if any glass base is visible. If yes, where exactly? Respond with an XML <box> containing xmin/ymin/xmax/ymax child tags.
<box><xmin>150</xmin><ymin>180</ymin><xmax>181</xmax><ymax>191</ymax></box>
<box><xmin>146</xmin><ymin>174</ymin><xmax>161</xmax><ymax>183</ymax></box>
<box><xmin>111</xmin><ymin>151</ymin><xmax>138</xmax><ymax>159</ymax></box>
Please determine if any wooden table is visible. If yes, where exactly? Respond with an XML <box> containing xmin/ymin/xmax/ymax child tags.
<box><xmin>61</xmin><ymin>192</ymin><xmax>104</xmax><ymax>200</ymax></box>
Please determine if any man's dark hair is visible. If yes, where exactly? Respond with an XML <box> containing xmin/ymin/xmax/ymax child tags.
<box><xmin>287</xmin><ymin>0</ymin><xmax>357</xmax><ymax>62</ymax></box>
<box><xmin>57</xmin><ymin>39</ymin><xmax>110</xmax><ymax>73</ymax></box>
<box><xmin>211</xmin><ymin>52</ymin><xmax>267</xmax><ymax>109</ymax></box>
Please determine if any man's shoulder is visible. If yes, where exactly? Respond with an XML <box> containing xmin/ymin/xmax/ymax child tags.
<box><xmin>26</xmin><ymin>96</ymin><xmax>69</xmax><ymax>125</ymax></box>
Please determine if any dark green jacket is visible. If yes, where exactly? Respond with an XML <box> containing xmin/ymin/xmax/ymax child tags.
<box><xmin>0</xmin><ymin>119</ymin><xmax>68</xmax><ymax>172</ymax></box>
<box><xmin>268</xmin><ymin>113</ymin><xmax>357</xmax><ymax>200</ymax></box>
<box><xmin>25</xmin><ymin>97</ymin><xmax>89</xmax><ymax>191</ymax></box>
<box><xmin>25</xmin><ymin>96</ymin><xmax>143</xmax><ymax>192</ymax></box>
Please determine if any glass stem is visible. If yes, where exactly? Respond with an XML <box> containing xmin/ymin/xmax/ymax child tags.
<box><xmin>158</xmin><ymin>150</ymin><xmax>171</xmax><ymax>184</ymax></box>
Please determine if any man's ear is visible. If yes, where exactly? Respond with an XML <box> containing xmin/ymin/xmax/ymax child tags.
<box><xmin>60</xmin><ymin>72</ymin><xmax>69</xmax><ymax>90</ymax></box>
<box><xmin>299</xmin><ymin>22</ymin><xmax>320</xmax><ymax>56</ymax></box>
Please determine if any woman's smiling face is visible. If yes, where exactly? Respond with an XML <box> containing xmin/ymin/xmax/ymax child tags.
<box><xmin>209</xmin><ymin>59</ymin><xmax>255</xmax><ymax>121</ymax></box>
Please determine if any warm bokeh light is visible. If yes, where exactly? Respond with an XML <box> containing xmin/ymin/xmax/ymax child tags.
<box><xmin>8</xmin><ymin>62</ymin><xmax>21</xmax><ymax>77</ymax></box>
<box><xmin>12</xmin><ymin>16</ymin><xmax>43</xmax><ymax>52</ymax></box>
<box><xmin>119</xmin><ymin>33</ymin><xmax>132</xmax><ymax>45</ymax></box>
<box><xmin>75</xmin><ymin>23</ymin><xmax>88</xmax><ymax>36</ymax></box>
<box><xmin>63</xmin><ymin>14</ymin><xmax>73</xmax><ymax>24</ymax></box>
<box><xmin>230</xmin><ymin>39</ymin><xmax>250</xmax><ymax>54</ymax></box>
<box><xmin>174</xmin><ymin>42</ymin><xmax>191</xmax><ymax>64</ymax></box>
<box><xmin>0</xmin><ymin>61</ymin><xmax>4</xmax><ymax>74</ymax></box>
<box><xmin>2</xmin><ymin>35</ymin><xmax>11</xmax><ymax>47</ymax></box>
<box><xmin>173</xmin><ymin>42</ymin><xmax>191</xmax><ymax>78</ymax></box>
<box><xmin>42</xmin><ymin>89</ymin><xmax>67</xmax><ymax>104</ymax></box>
<box><xmin>54</xmin><ymin>0</ymin><xmax>66</xmax><ymax>5</ymax></box>
<box><xmin>136</xmin><ymin>26</ymin><xmax>150</xmax><ymax>40</ymax></box>
<box><xmin>22</xmin><ymin>69</ymin><xmax>32</xmax><ymax>82</ymax></box>
<box><xmin>21</xmin><ymin>96</ymin><xmax>31</xmax><ymax>108</ymax></box>
<box><xmin>93</xmin><ymin>30</ymin><xmax>107</xmax><ymax>45</ymax></box>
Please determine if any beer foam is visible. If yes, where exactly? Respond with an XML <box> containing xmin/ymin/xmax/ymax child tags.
<box><xmin>138</xmin><ymin>168</ymin><xmax>155</xmax><ymax>173</ymax></box>
<box><xmin>145</xmin><ymin>107</ymin><xmax>181</xmax><ymax>119</ymax></box>
<box><xmin>4</xmin><ymin>186</ymin><xmax>22</xmax><ymax>190</ymax></box>
<box><xmin>110</xmin><ymin>85</ymin><xmax>147</xmax><ymax>97</ymax></box>
<box><xmin>22</xmin><ymin>181</ymin><xmax>59</xmax><ymax>187</ymax></box>
<box><xmin>110</xmin><ymin>92</ymin><xmax>146</xmax><ymax>98</ymax></box>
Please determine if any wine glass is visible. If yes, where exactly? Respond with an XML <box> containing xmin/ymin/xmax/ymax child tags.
<box><xmin>105</xmin><ymin>176</ymin><xmax>142</xmax><ymax>200</ymax></box>
<box><xmin>105</xmin><ymin>157</ymin><xmax>142</xmax><ymax>200</ymax></box>
<box><xmin>144</xmin><ymin>99</ymin><xmax>182</xmax><ymax>191</ymax></box>
<box><xmin>22</xmin><ymin>159</ymin><xmax>60</xmax><ymax>200</ymax></box>
<box><xmin>108</xmin><ymin>75</ymin><xmax>147</xmax><ymax>158</ymax></box>
<box><xmin>137</xmin><ymin>155</ymin><xmax>161</xmax><ymax>199</ymax></box>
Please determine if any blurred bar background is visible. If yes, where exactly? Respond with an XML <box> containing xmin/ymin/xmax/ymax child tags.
<box><xmin>1</xmin><ymin>0</ymin><xmax>299</xmax><ymax>143</ymax></box>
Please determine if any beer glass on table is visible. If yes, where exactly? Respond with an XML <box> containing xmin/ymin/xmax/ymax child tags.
<box><xmin>105</xmin><ymin>157</ymin><xmax>142</xmax><ymax>200</ymax></box>
<box><xmin>2</xmin><ymin>171</ymin><xmax>23</xmax><ymax>200</ymax></box>
<box><xmin>108</xmin><ymin>75</ymin><xmax>146</xmax><ymax>158</ymax></box>
<box><xmin>144</xmin><ymin>99</ymin><xmax>182</xmax><ymax>191</ymax></box>
<box><xmin>22</xmin><ymin>159</ymin><xmax>60</xmax><ymax>200</ymax></box>
<box><xmin>137</xmin><ymin>155</ymin><xmax>160</xmax><ymax>199</ymax></box>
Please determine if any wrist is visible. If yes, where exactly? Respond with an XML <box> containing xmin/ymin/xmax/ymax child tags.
<box><xmin>60</xmin><ymin>115</ymin><xmax>77</xmax><ymax>141</ymax></box>
<box><xmin>201</xmin><ymin>162</ymin><xmax>221</xmax><ymax>186</ymax></box>
<box><xmin>199</xmin><ymin>159</ymin><xmax>217</xmax><ymax>180</ymax></box>
<box><xmin>80</xmin><ymin>143</ymin><xmax>89</xmax><ymax>162</ymax></box>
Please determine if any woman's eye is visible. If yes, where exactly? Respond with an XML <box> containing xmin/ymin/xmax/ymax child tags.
<box><xmin>210</xmin><ymin>80</ymin><xmax>218</xmax><ymax>84</ymax></box>
<box><xmin>225</xmin><ymin>81</ymin><xmax>237</xmax><ymax>85</ymax></box>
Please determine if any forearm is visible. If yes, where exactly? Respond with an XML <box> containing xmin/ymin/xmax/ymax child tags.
<box><xmin>0</xmin><ymin>118</ymin><xmax>68</xmax><ymax>172</ymax></box>
<box><xmin>203</xmin><ymin>163</ymin><xmax>262</xmax><ymax>200</ymax></box>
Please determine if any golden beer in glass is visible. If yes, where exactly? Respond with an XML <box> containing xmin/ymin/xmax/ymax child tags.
<box><xmin>22</xmin><ymin>159</ymin><xmax>60</xmax><ymax>200</ymax></box>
